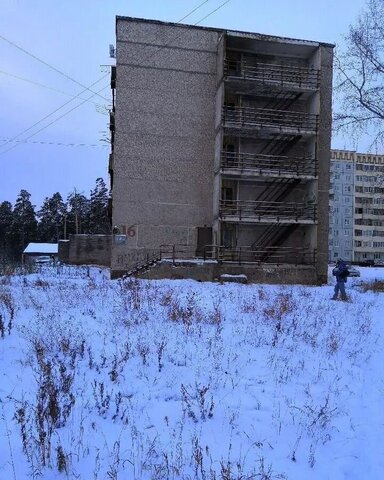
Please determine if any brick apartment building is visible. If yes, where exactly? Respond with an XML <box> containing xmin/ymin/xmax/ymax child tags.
<box><xmin>108</xmin><ymin>16</ymin><xmax>334</xmax><ymax>283</ymax></box>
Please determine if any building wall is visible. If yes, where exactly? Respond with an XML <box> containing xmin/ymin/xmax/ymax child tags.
<box><xmin>315</xmin><ymin>46</ymin><xmax>333</xmax><ymax>281</ymax></box>
<box><xmin>67</xmin><ymin>235</ymin><xmax>111</xmax><ymax>266</ymax></box>
<box><xmin>354</xmin><ymin>152</ymin><xmax>384</xmax><ymax>262</ymax></box>
<box><xmin>329</xmin><ymin>150</ymin><xmax>355</xmax><ymax>262</ymax></box>
<box><xmin>110</xmin><ymin>17</ymin><xmax>334</xmax><ymax>283</ymax></box>
<box><xmin>329</xmin><ymin>150</ymin><xmax>384</xmax><ymax>263</ymax></box>
<box><xmin>111</xmin><ymin>18</ymin><xmax>220</xmax><ymax>272</ymax></box>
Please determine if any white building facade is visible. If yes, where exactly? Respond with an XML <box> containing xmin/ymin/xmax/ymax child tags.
<box><xmin>329</xmin><ymin>149</ymin><xmax>384</xmax><ymax>263</ymax></box>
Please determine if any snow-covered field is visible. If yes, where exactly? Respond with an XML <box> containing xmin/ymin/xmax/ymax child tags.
<box><xmin>1</xmin><ymin>266</ymin><xmax>384</xmax><ymax>479</ymax></box>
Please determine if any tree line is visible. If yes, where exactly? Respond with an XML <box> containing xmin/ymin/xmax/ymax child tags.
<box><xmin>0</xmin><ymin>177</ymin><xmax>110</xmax><ymax>259</ymax></box>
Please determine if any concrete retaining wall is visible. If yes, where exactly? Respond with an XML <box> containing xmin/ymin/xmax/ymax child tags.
<box><xmin>111</xmin><ymin>260</ymin><xmax>320</xmax><ymax>285</ymax></box>
<box><xmin>63</xmin><ymin>235</ymin><xmax>112</xmax><ymax>266</ymax></box>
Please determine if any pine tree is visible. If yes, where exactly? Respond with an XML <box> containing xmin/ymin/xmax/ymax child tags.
<box><xmin>88</xmin><ymin>178</ymin><xmax>110</xmax><ymax>234</ymax></box>
<box><xmin>0</xmin><ymin>201</ymin><xmax>13</xmax><ymax>255</ymax></box>
<box><xmin>11</xmin><ymin>190</ymin><xmax>37</xmax><ymax>254</ymax></box>
<box><xmin>66</xmin><ymin>191</ymin><xmax>90</xmax><ymax>235</ymax></box>
<box><xmin>37</xmin><ymin>192</ymin><xmax>67</xmax><ymax>242</ymax></box>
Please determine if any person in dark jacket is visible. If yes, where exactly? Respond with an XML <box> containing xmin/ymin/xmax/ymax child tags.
<box><xmin>332</xmin><ymin>259</ymin><xmax>349</xmax><ymax>300</ymax></box>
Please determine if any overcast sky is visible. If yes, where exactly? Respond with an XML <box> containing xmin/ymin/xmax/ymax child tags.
<box><xmin>0</xmin><ymin>0</ymin><xmax>367</xmax><ymax>208</ymax></box>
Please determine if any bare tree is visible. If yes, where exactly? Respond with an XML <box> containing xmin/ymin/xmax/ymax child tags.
<box><xmin>334</xmin><ymin>0</ymin><xmax>384</xmax><ymax>147</ymax></box>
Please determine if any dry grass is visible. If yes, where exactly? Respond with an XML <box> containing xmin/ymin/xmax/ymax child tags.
<box><xmin>360</xmin><ymin>280</ymin><xmax>384</xmax><ymax>292</ymax></box>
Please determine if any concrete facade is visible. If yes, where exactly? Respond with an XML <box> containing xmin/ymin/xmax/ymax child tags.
<box><xmin>110</xmin><ymin>17</ymin><xmax>334</xmax><ymax>284</ymax></box>
<box><xmin>329</xmin><ymin>149</ymin><xmax>384</xmax><ymax>263</ymax></box>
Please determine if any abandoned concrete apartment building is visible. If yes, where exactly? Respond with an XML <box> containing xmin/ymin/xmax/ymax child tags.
<box><xmin>109</xmin><ymin>16</ymin><xmax>333</xmax><ymax>283</ymax></box>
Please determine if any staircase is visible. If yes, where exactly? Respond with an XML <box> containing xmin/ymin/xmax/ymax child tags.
<box><xmin>251</xmin><ymin>224</ymin><xmax>299</xmax><ymax>262</ymax></box>
<box><xmin>123</xmin><ymin>251</ymin><xmax>162</xmax><ymax>278</ymax></box>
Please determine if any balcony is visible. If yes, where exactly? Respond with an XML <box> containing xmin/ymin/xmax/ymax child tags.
<box><xmin>217</xmin><ymin>245</ymin><xmax>316</xmax><ymax>265</ymax></box>
<box><xmin>220</xmin><ymin>200</ymin><xmax>317</xmax><ymax>223</ymax></box>
<box><xmin>221</xmin><ymin>152</ymin><xmax>317</xmax><ymax>178</ymax></box>
<box><xmin>222</xmin><ymin>106</ymin><xmax>318</xmax><ymax>135</ymax></box>
<box><xmin>224</xmin><ymin>59</ymin><xmax>320</xmax><ymax>91</ymax></box>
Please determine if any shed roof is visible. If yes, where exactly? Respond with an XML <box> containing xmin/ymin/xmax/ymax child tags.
<box><xmin>23</xmin><ymin>243</ymin><xmax>58</xmax><ymax>254</ymax></box>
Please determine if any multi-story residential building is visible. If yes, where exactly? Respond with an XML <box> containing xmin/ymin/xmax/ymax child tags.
<box><xmin>109</xmin><ymin>16</ymin><xmax>334</xmax><ymax>283</ymax></box>
<box><xmin>329</xmin><ymin>149</ymin><xmax>384</xmax><ymax>263</ymax></box>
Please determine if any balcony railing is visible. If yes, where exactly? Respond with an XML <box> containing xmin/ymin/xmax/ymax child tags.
<box><xmin>216</xmin><ymin>245</ymin><xmax>316</xmax><ymax>265</ymax></box>
<box><xmin>221</xmin><ymin>152</ymin><xmax>317</xmax><ymax>177</ymax></box>
<box><xmin>224</xmin><ymin>59</ymin><xmax>320</xmax><ymax>90</ymax></box>
<box><xmin>220</xmin><ymin>200</ymin><xmax>317</xmax><ymax>222</ymax></box>
<box><xmin>222</xmin><ymin>106</ymin><xmax>318</xmax><ymax>133</ymax></box>
<box><xmin>160</xmin><ymin>244</ymin><xmax>316</xmax><ymax>266</ymax></box>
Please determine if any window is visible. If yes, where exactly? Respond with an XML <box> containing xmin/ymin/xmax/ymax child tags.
<box><xmin>346</xmin><ymin>164</ymin><xmax>352</xmax><ymax>170</ymax></box>
<box><xmin>344</xmin><ymin>219</ymin><xmax>350</xmax><ymax>225</ymax></box>
<box><xmin>344</xmin><ymin>229</ymin><xmax>349</xmax><ymax>235</ymax></box>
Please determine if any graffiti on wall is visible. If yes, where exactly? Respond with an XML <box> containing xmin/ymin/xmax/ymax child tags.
<box><xmin>116</xmin><ymin>250</ymin><xmax>149</xmax><ymax>268</ymax></box>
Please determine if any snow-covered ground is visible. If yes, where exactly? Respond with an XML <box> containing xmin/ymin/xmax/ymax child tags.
<box><xmin>0</xmin><ymin>266</ymin><xmax>384</xmax><ymax>479</ymax></box>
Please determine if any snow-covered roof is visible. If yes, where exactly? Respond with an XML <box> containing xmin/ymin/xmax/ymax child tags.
<box><xmin>23</xmin><ymin>243</ymin><xmax>58</xmax><ymax>254</ymax></box>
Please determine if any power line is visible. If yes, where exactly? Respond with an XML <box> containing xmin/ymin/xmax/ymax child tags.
<box><xmin>177</xmin><ymin>0</ymin><xmax>211</xmax><ymax>22</ymax></box>
<box><xmin>0</xmin><ymin>69</ymin><xmax>101</xmax><ymax>106</ymax></box>
<box><xmin>0</xmin><ymin>0</ymin><xmax>232</xmax><ymax>158</ymax></box>
<box><xmin>193</xmin><ymin>0</ymin><xmax>231</xmax><ymax>25</ymax></box>
<box><xmin>0</xmin><ymin>2</ymin><xmax>213</xmax><ymax>158</ymax></box>
<box><xmin>0</xmin><ymin>138</ymin><xmax>108</xmax><ymax>149</ymax></box>
<box><xmin>0</xmin><ymin>33</ymin><xmax>109</xmax><ymax>102</ymax></box>
<box><xmin>0</xmin><ymin>74</ymin><xmax>109</xmax><ymax>155</ymax></box>
<box><xmin>0</xmin><ymin>83</ymin><xmax>109</xmax><ymax>157</ymax></box>
<box><xmin>131</xmin><ymin>0</ymin><xmax>231</xmax><ymax>66</ymax></box>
